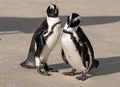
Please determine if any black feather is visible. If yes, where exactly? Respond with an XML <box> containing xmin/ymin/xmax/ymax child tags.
<box><xmin>20</xmin><ymin>19</ymin><xmax>48</xmax><ymax>68</ymax></box>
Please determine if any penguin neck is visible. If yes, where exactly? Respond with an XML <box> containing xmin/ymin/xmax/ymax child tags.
<box><xmin>64</xmin><ymin>23</ymin><xmax>78</xmax><ymax>32</ymax></box>
<box><xmin>47</xmin><ymin>16</ymin><xmax>60</xmax><ymax>27</ymax></box>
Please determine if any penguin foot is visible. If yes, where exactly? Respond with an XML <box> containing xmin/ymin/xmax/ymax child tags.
<box><xmin>20</xmin><ymin>60</ymin><xmax>36</xmax><ymax>69</ymax></box>
<box><xmin>63</xmin><ymin>72</ymin><xmax>75</xmax><ymax>76</ymax></box>
<box><xmin>63</xmin><ymin>69</ymin><xmax>76</xmax><ymax>76</ymax></box>
<box><xmin>76</xmin><ymin>72</ymin><xmax>87</xmax><ymax>81</ymax></box>
<box><xmin>37</xmin><ymin>66</ymin><xmax>51</xmax><ymax>76</ymax></box>
<box><xmin>38</xmin><ymin>71</ymin><xmax>51</xmax><ymax>76</ymax></box>
<box><xmin>43</xmin><ymin>63</ymin><xmax>58</xmax><ymax>72</ymax></box>
<box><xmin>43</xmin><ymin>71</ymin><xmax>51</xmax><ymax>76</ymax></box>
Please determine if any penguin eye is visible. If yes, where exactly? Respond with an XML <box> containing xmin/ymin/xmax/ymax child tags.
<box><xmin>74</xmin><ymin>19</ymin><xmax>80</xmax><ymax>26</ymax></box>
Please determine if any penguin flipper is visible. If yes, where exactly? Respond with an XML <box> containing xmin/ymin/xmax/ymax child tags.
<box><xmin>20</xmin><ymin>19</ymin><xmax>48</xmax><ymax>69</ymax></box>
<box><xmin>81</xmin><ymin>43</ymin><xmax>89</xmax><ymax>68</ymax></box>
<box><xmin>77</xmin><ymin>27</ymin><xmax>94</xmax><ymax>60</ymax></box>
<box><xmin>61</xmin><ymin>49</ymin><xmax>68</xmax><ymax>64</ymax></box>
<box><xmin>34</xmin><ymin>32</ymin><xmax>46</xmax><ymax>57</ymax></box>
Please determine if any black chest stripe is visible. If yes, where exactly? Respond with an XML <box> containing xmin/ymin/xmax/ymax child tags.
<box><xmin>63</xmin><ymin>30</ymin><xmax>82</xmax><ymax>56</ymax></box>
<box><xmin>45</xmin><ymin>21</ymin><xmax>61</xmax><ymax>40</ymax></box>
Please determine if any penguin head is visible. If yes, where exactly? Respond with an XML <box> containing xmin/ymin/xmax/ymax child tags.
<box><xmin>66</xmin><ymin>13</ymin><xmax>81</xmax><ymax>28</ymax></box>
<box><xmin>47</xmin><ymin>4</ymin><xmax>59</xmax><ymax>17</ymax></box>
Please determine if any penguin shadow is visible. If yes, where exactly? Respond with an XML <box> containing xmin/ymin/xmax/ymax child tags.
<box><xmin>0</xmin><ymin>17</ymin><xmax>45</xmax><ymax>34</ymax></box>
<box><xmin>49</xmin><ymin>56</ymin><xmax>120</xmax><ymax>77</ymax></box>
<box><xmin>0</xmin><ymin>16</ymin><xmax>120</xmax><ymax>34</ymax></box>
<box><xmin>49</xmin><ymin>62</ymin><xmax>71</xmax><ymax>70</ymax></box>
<box><xmin>60</xmin><ymin>16</ymin><xmax>120</xmax><ymax>27</ymax></box>
<box><xmin>81</xmin><ymin>16</ymin><xmax>120</xmax><ymax>26</ymax></box>
<box><xmin>90</xmin><ymin>56</ymin><xmax>120</xmax><ymax>76</ymax></box>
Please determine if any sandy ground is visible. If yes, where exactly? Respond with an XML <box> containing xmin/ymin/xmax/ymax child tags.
<box><xmin>0</xmin><ymin>0</ymin><xmax>120</xmax><ymax>87</ymax></box>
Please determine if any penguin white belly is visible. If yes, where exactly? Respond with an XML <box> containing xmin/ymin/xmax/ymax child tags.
<box><xmin>40</xmin><ymin>24</ymin><xmax>61</xmax><ymax>62</ymax></box>
<box><xmin>61</xmin><ymin>33</ymin><xmax>85</xmax><ymax>71</ymax></box>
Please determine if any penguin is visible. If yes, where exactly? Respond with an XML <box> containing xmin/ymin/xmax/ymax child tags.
<box><xmin>61</xmin><ymin>13</ymin><xmax>99</xmax><ymax>81</ymax></box>
<box><xmin>20</xmin><ymin>4</ymin><xmax>61</xmax><ymax>75</ymax></box>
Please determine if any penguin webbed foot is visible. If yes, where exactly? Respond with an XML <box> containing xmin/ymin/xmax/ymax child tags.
<box><xmin>37</xmin><ymin>63</ymin><xmax>58</xmax><ymax>76</ymax></box>
<box><xmin>37</xmin><ymin>66</ymin><xmax>42</xmax><ymax>73</ymax></box>
<box><xmin>43</xmin><ymin>71</ymin><xmax>51</xmax><ymax>76</ymax></box>
<box><xmin>63</xmin><ymin>69</ymin><xmax>76</xmax><ymax>76</ymax></box>
<box><xmin>37</xmin><ymin>66</ymin><xmax>51</xmax><ymax>76</ymax></box>
<box><xmin>76</xmin><ymin>72</ymin><xmax>87</xmax><ymax>81</ymax></box>
<box><xmin>44</xmin><ymin>63</ymin><xmax>59</xmax><ymax>72</ymax></box>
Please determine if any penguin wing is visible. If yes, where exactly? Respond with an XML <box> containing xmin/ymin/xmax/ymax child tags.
<box><xmin>80</xmin><ymin>42</ymin><xmax>88</xmax><ymax>67</ymax></box>
<box><xmin>27</xmin><ymin>19</ymin><xmax>48</xmax><ymax>59</ymax></box>
<box><xmin>34</xmin><ymin>32</ymin><xmax>46</xmax><ymax>57</ymax></box>
<box><xmin>76</xmin><ymin>27</ymin><xmax>95</xmax><ymax>68</ymax></box>
<box><xmin>61</xmin><ymin>49</ymin><xmax>68</xmax><ymax>64</ymax></box>
<box><xmin>77</xmin><ymin>27</ymin><xmax>99</xmax><ymax>70</ymax></box>
<box><xmin>77</xmin><ymin>27</ymin><xmax>94</xmax><ymax>60</ymax></box>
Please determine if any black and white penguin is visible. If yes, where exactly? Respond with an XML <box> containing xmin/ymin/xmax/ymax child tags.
<box><xmin>61</xmin><ymin>13</ymin><xmax>99</xmax><ymax>81</ymax></box>
<box><xmin>20</xmin><ymin>4</ymin><xmax>61</xmax><ymax>75</ymax></box>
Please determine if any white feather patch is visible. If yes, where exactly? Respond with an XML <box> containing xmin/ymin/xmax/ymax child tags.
<box><xmin>73</xmin><ymin>16</ymin><xmax>81</xmax><ymax>22</ymax></box>
<box><xmin>50</xmin><ymin>4</ymin><xmax>54</xmax><ymax>9</ymax></box>
<box><xmin>35</xmin><ymin>43</ymin><xmax>37</xmax><ymax>51</ymax></box>
<box><xmin>35</xmin><ymin>57</ymin><xmax>40</xmax><ymax>66</ymax></box>
<box><xmin>64</xmin><ymin>23</ymin><xmax>68</xmax><ymax>29</ymax></box>
<box><xmin>47</xmin><ymin>17</ymin><xmax>60</xmax><ymax>27</ymax></box>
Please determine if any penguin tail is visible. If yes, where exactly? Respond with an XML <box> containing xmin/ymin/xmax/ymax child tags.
<box><xmin>93</xmin><ymin>59</ymin><xmax>99</xmax><ymax>68</ymax></box>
